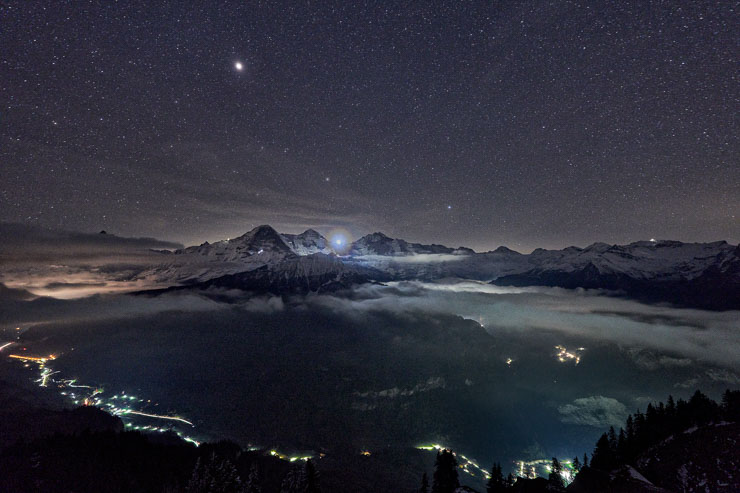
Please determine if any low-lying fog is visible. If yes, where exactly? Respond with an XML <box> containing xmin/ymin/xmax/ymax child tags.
<box><xmin>2</xmin><ymin>278</ymin><xmax>738</xmax><ymax>479</ymax></box>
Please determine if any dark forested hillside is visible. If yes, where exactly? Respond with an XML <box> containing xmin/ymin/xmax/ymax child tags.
<box><xmin>568</xmin><ymin>389</ymin><xmax>740</xmax><ymax>492</ymax></box>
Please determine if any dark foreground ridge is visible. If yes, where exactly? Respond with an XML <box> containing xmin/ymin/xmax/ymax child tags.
<box><xmin>1</xmin><ymin>387</ymin><xmax>738</xmax><ymax>492</ymax></box>
<box><xmin>0</xmin><ymin>372</ymin><xmax>431</xmax><ymax>493</ymax></box>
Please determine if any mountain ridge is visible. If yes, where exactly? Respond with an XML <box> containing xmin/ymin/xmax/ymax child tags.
<box><xmin>146</xmin><ymin>225</ymin><xmax>740</xmax><ymax>309</ymax></box>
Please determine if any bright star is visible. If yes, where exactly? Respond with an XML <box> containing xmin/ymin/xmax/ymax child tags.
<box><xmin>327</xmin><ymin>229</ymin><xmax>352</xmax><ymax>254</ymax></box>
<box><xmin>447</xmin><ymin>205</ymin><xmax>452</xmax><ymax>210</ymax></box>
<box><xmin>234</xmin><ymin>61</ymin><xmax>243</xmax><ymax>71</ymax></box>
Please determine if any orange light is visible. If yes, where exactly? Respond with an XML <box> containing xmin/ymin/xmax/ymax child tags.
<box><xmin>8</xmin><ymin>354</ymin><xmax>56</xmax><ymax>362</ymax></box>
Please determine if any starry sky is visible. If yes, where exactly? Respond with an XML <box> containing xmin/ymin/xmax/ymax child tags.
<box><xmin>1</xmin><ymin>1</ymin><xmax>737</xmax><ymax>252</ymax></box>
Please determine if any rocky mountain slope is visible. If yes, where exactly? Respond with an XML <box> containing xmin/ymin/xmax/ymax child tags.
<box><xmin>634</xmin><ymin>421</ymin><xmax>740</xmax><ymax>492</ymax></box>
<box><xmin>175</xmin><ymin>224</ymin><xmax>296</xmax><ymax>263</ymax></box>
<box><xmin>191</xmin><ymin>253</ymin><xmax>388</xmax><ymax>294</ymax></box>
<box><xmin>349</xmin><ymin>231</ymin><xmax>474</xmax><ymax>256</ymax></box>
<box><xmin>567</xmin><ymin>422</ymin><xmax>740</xmax><ymax>493</ymax></box>
<box><xmin>492</xmin><ymin>241</ymin><xmax>740</xmax><ymax>309</ymax></box>
<box><xmin>281</xmin><ymin>229</ymin><xmax>333</xmax><ymax>255</ymax></box>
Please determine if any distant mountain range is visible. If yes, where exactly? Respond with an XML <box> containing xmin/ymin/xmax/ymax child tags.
<box><xmin>142</xmin><ymin>225</ymin><xmax>739</xmax><ymax>309</ymax></box>
<box><xmin>348</xmin><ymin>231</ymin><xmax>474</xmax><ymax>256</ymax></box>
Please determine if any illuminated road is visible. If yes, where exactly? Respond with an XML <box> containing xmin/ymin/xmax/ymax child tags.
<box><xmin>8</xmin><ymin>353</ymin><xmax>56</xmax><ymax>362</ymax></box>
<box><xmin>7</xmin><ymin>351</ymin><xmax>203</xmax><ymax>447</ymax></box>
<box><xmin>6</xmin><ymin>348</ymin><xmax>320</xmax><ymax>461</ymax></box>
<box><xmin>117</xmin><ymin>409</ymin><xmax>193</xmax><ymax>426</ymax></box>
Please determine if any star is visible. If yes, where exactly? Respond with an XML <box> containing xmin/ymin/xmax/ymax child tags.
<box><xmin>0</xmin><ymin>2</ymin><xmax>734</xmax><ymax>252</ymax></box>
<box><xmin>328</xmin><ymin>230</ymin><xmax>350</xmax><ymax>252</ymax></box>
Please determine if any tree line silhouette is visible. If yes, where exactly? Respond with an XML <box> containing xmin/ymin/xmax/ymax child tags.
<box><xmin>419</xmin><ymin>389</ymin><xmax>740</xmax><ymax>493</ymax></box>
<box><xmin>589</xmin><ymin>389</ymin><xmax>739</xmax><ymax>471</ymax></box>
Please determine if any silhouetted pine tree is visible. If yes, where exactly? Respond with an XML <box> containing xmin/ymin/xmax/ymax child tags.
<box><xmin>187</xmin><ymin>457</ymin><xmax>210</xmax><ymax>493</ymax></box>
<box><xmin>572</xmin><ymin>456</ymin><xmax>581</xmax><ymax>472</ymax></box>
<box><xmin>657</xmin><ymin>401</ymin><xmax>666</xmax><ymax>426</ymax></box>
<box><xmin>633</xmin><ymin>410</ymin><xmax>646</xmax><ymax>450</ymax></box>
<box><xmin>682</xmin><ymin>397</ymin><xmax>697</xmax><ymax>430</ymax></box>
<box><xmin>304</xmin><ymin>459</ymin><xmax>320</xmax><ymax>493</ymax></box>
<box><xmin>186</xmin><ymin>453</ymin><xmax>242</xmax><ymax>493</ymax></box>
<box><xmin>687</xmin><ymin>390</ymin><xmax>718</xmax><ymax>425</ymax></box>
<box><xmin>624</xmin><ymin>414</ymin><xmax>635</xmax><ymax>459</ymax></box>
<box><xmin>486</xmin><ymin>462</ymin><xmax>506</xmax><ymax>493</ymax></box>
<box><xmin>616</xmin><ymin>428</ymin><xmax>627</xmax><ymax>462</ymax></box>
<box><xmin>419</xmin><ymin>472</ymin><xmax>430</xmax><ymax>493</ymax></box>
<box><xmin>666</xmin><ymin>395</ymin><xmax>676</xmax><ymax>417</ymax></box>
<box><xmin>244</xmin><ymin>463</ymin><xmax>261</xmax><ymax>493</ymax></box>
<box><xmin>722</xmin><ymin>389</ymin><xmax>740</xmax><ymax>421</ymax></box>
<box><xmin>280</xmin><ymin>465</ymin><xmax>305</xmax><ymax>493</ymax></box>
<box><xmin>645</xmin><ymin>403</ymin><xmax>658</xmax><ymax>444</ymax></box>
<box><xmin>590</xmin><ymin>433</ymin><xmax>616</xmax><ymax>471</ymax></box>
<box><xmin>607</xmin><ymin>426</ymin><xmax>617</xmax><ymax>452</ymax></box>
<box><xmin>431</xmin><ymin>449</ymin><xmax>459</xmax><ymax>493</ymax></box>
<box><xmin>547</xmin><ymin>457</ymin><xmax>564</xmax><ymax>490</ymax></box>
<box><xmin>506</xmin><ymin>473</ymin><xmax>515</xmax><ymax>488</ymax></box>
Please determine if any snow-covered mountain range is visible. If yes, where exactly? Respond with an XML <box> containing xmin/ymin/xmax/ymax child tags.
<box><xmin>349</xmin><ymin>231</ymin><xmax>474</xmax><ymax>256</ymax></box>
<box><xmin>492</xmin><ymin>240</ymin><xmax>740</xmax><ymax>309</ymax></box>
<box><xmin>138</xmin><ymin>225</ymin><xmax>739</xmax><ymax>309</ymax></box>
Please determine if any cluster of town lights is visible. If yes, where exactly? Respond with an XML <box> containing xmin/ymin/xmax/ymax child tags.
<box><xmin>555</xmin><ymin>345</ymin><xmax>585</xmax><ymax>364</ymax></box>
<box><xmin>416</xmin><ymin>444</ymin><xmax>492</xmax><ymax>480</ymax></box>
<box><xmin>416</xmin><ymin>444</ymin><xmax>577</xmax><ymax>485</ymax></box>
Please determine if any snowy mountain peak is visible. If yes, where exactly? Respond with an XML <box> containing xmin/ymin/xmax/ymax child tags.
<box><xmin>224</xmin><ymin>225</ymin><xmax>294</xmax><ymax>256</ymax></box>
<box><xmin>350</xmin><ymin>232</ymin><xmax>463</xmax><ymax>256</ymax></box>
<box><xmin>492</xmin><ymin>246</ymin><xmax>521</xmax><ymax>255</ymax></box>
<box><xmin>176</xmin><ymin>224</ymin><xmax>294</xmax><ymax>263</ymax></box>
<box><xmin>584</xmin><ymin>242</ymin><xmax>612</xmax><ymax>252</ymax></box>
<box><xmin>281</xmin><ymin>229</ymin><xmax>333</xmax><ymax>256</ymax></box>
<box><xmin>235</xmin><ymin>224</ymin><xmax>286</xmax><ymax>243</ymax></box>
<box><xmin>361</xmin><ymin>232</ymin><xmax>392</xmax><ymax>242</ymax></box>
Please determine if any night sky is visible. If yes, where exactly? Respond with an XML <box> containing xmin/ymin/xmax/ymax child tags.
<box><xmin>1</xmin><ymin>1</ymin><xmax>737</xmax><ymax>251</ymax></box>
